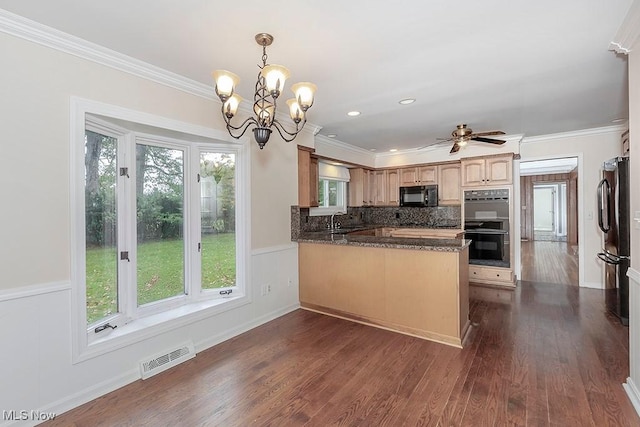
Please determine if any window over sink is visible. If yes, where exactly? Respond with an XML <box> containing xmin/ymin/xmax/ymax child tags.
<box><xmin>310</xmin><ymin>162</ymin><xmax>349</xmax><ymax>216</ymax></box>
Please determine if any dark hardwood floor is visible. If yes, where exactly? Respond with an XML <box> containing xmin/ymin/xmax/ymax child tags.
<box><xmin>44</xmin><ymin>280</ymin><xmax>637</xmax><ymax>427</ymax></box>
<box><xmin>521</xmin><ymin>240</ymin><xmax>578</xmax><ymax>285</ymax></box>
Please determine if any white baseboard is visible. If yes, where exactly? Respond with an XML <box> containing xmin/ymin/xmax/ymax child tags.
<box><xmin>42</xmin><ymin>368</ymin><xmax>140</xmax><ymax>423</ymax></box>
<box><xmin>195</xmin><ymin>302</ymin><xmax>300</xmax><ymax>352</ymax></box>
<box><xmin>580</xmin><ymin>281</ymin><xmax>603</xmax><ymax>289</ymax></box>
<box><xmin>624</xmin><ymin>377</ymin><xmax>640</xmax><ymax>417</ymax></box>
<box><xmin>18</xmin><ymin>303</ymin><xmax>301</xmax><ymax>425</ymax></box>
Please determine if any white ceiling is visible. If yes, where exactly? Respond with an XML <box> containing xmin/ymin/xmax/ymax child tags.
<box><xmin>0</xmin><ymin>1</ymin><xmax>632</xmax><ymax>152</ymax></box>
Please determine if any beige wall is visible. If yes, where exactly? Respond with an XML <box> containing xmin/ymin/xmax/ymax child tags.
<box><xmin>0</xmin><ymin>31</ymin><xmax>298</xmax><ymax>290</ymax></box>
<box><xmin>520</xmin><ymin>128</ymin><xmax>624</xmax><ymax>287</ymax></box>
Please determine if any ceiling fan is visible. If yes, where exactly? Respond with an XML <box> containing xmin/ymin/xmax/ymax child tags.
<box><xmin>439</xmin><ymin>124</ymin><xmax>506</xmax><ymax>154</ymax></box>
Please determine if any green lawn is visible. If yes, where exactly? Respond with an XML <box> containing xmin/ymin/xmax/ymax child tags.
<box><xmin>86</xmin><ymin>233</ymin><xmax>236</xmax><ymax>324</ymax></box>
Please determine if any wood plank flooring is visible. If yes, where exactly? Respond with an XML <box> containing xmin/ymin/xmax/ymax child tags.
<box><xmin>521</xmin><ymin>240</ymin><xmax>578</xmax><ymax>285</ymax></box>
<box><xmin>44</xmin><ymin>281</ymin><xmax>637</xmax><ymax>427</ymax></box>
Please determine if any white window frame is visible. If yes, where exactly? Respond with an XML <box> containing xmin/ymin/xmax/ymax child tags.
<box><xmin>310</xmin><ymin>162</ymin><xmax>349</xmax><ymax>216</ymax></box>
<box><xmin>70</xmin><ymin>97</ymin><xmax>251</xmax><ymax>363</ymax></box>
<box><xmin>310</xmin><ymin>179</ymin><xmax>347</xmax><ymax>216</ymax></box>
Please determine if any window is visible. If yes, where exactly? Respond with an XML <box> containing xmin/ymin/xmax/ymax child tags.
<box><xmin>318</xmin><ymin>179</ymin><xmax>346</xmax><ymax>208</ymax></box>
<box><xmin>72</xmin><ymin>99</ymin><xmax>248</xmax><ymax>360</ymax></box>
<box><xmin>310</xmin><ymin>162</ymin><xmax>349</xmax><ymax>216</ymax></box>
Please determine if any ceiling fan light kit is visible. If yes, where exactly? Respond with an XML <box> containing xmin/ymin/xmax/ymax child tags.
<box><xmin>446</xmin><ymin>124</ymin><xmax>506</xmax><ymax>154</ymax></box>
<box><xmin>212</xmin><ymin>33</ymin><xmax>317</xmax><ymax>149</ymax></box>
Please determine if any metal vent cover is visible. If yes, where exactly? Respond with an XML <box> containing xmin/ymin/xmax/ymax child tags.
<box><xmin>140</xmin><ymin>342</ymin><xmax>195</xmax><ymax>379</ymax></box>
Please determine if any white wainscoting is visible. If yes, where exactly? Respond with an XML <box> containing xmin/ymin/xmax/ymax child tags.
<box><xmin>624</xmin><ymin>268</ymin><xmax>640</xmax><ymax>417</ymax></box>
<box><xmin>0</xmin><ymin>244</ymin><xmax>299</xmax><ymax>427</ymax></box>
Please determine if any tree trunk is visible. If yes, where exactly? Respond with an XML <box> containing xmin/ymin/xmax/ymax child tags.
<box><xmin>85</xmin><ymin>131</ymin><xmax>102</xmax><ymax>195</ymax></box>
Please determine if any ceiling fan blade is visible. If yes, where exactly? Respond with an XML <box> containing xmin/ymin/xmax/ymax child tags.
<box><xmin>450</xmin><ymin>143</ymin><xmax>460</xmax><ymax>154</ymax></box>
<box><xmin>472</xmin><ymin>136</ymin><xmax>506</xmax><ymax>144</ymax></box>
<box><xmin>473</xmin><ymin>131</ymin><xmax>505</xmax><ymax>137</ymax></box>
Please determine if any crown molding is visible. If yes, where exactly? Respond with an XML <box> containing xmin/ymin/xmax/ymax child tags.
<box><xmin>522</xmin><ymin>125</ymin><xmax>627</xmax><ymax>144</ymax></box>
<box><xmin>0</xmin><ymin>9</ymin><xmax>216</xmax><ymax>99</ymax></box>
<box><xmin>314</xmin><ymin>134</ymin><xmax>376</xmax><ymax>157</ymax></box>
<box><xmin>610</xmin><ymin>1</ymin><xmax>640</xmax><ymax>54</ymax></box>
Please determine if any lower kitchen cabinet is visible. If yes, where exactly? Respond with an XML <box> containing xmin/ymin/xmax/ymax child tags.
<box><xmin>468</xmin><ymin>265</ymin><xmax>515</xmax><ymax>287</ymax></box>
<box><xmin>299</xmin><ymin>242</ymin><xmax>470</xmax><ymax>347</ymax></box>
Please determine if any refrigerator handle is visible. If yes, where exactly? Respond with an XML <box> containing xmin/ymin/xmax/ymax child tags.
<box><xmin>597</xmin><ymin>178</ymin><xmax>611</xmax><ymax>233</ymax></box>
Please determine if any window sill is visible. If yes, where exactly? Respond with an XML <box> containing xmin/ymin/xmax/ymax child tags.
<box><xmin>309</xmin><ymin>206</ymin><xmax>348</xmax><ymax>217</ymax></box>
<box><xmin>75</xmin><ymin>293</ymin><xmax>249</xmax><ymax>363</ymax></box>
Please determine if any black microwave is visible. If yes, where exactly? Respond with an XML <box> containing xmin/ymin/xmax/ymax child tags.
<box><xmin>399</xmin><ymin>185</ymin><xmax>438</xmax><ymax>207</ymax></box>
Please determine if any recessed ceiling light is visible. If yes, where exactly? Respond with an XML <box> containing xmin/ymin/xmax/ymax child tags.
<box><xmin>327</xmin><ymin>134</ymin><xmax>337</xmax><ymax>138</ymax></box>
<box><xmin>347</xmin><ymin>111</ymin><xmax>361</xmax><ymax>117</ymax></box>
<box><xmin>399</xmin><ymin>98</ymin><xmax>415</xmax><ymax>105</ymax></box>
<box><xmin>389</xmin><ymin>148</ymin><xmax>398</xmax><ymax>152</ymax></box>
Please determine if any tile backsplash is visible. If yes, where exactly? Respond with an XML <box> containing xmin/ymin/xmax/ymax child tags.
<box><xmin>291</xmin><ymin>205</ymin><xmax>461</xmax><ymax>239</ymax></box>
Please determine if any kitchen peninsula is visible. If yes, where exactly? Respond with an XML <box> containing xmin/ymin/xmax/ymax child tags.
<box><xmin>296</xmin><ymin>229</ymin><xmax>471</xmax><ymax>348</ymax></box>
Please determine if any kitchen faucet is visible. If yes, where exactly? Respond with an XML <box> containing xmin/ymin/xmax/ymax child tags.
<box><xmin>330</xmin><ymin>211</ymin><xmax>346</xmax><ymax>230</ymax></box>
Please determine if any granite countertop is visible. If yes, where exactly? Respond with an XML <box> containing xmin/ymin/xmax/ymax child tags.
<box><xmin>296</xmin><ymin>230</ymin><xmax>471</xmax><ymax>252</ymax></box>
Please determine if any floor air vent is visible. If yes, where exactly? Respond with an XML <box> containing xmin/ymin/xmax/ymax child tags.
<box><xmin>140</xmin><ymin>342</ymin><xmax>195</xmax><ymax>379</ymax></box>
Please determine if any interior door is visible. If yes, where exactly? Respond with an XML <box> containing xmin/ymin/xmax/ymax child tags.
<box><xmin>533</xmin><ymin>186</ymin><xmax>555</xmax><ymax>232</ymax></box>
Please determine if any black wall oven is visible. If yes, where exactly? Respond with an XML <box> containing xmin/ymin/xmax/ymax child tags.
<box><xmin>464</xmin><ymin>189</ymin><xmax>510</xmax><ymax>268</ymax></box>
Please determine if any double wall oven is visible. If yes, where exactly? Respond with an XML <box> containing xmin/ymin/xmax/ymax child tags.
<box><xmin>464</xmin><ymin>189</ymin><xmax>510</xmax><ymax>268</ymax></box>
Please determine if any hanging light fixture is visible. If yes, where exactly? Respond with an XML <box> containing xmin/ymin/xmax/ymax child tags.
<box><xmin>212</xmin><ymin>33</ymin><xmax>317</xmax><ymax>149</ymax></box>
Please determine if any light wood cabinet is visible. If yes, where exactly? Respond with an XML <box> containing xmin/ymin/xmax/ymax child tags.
<box><xmin>468</xmin><ymin>265</ymin><xmax>515</xmax><ymax>287</ymax></box>
<box><xmin>400</xmin><ymin>165</ymin><xmax>437</xmax><ymax>186</ymax></box>
<box><xmin>373</xmin><ymin>170</ymin><xmax>386</xmax><ymax>206</ymax></box>
<box><xmin>461</xmin><ymin>154</ymin><xmax>512</xmax><ymax>187</ymax></box>
<box><xmin>386</xmin><ymin>169</ymin><xmax>400</xmax><ymax>206</ymax></box>
<box><xmin>437</xmin><ymin>163</ymin><xmax>461</xmax><ymax>205</ymax></box>
<box><xmin>348</xmin><ymin>168</ymin><xmax>374</xmax><ymax>207</ymax></box>
<box><xmin>387</xmin><ymin>228</ymin><xmax>464</xmax><ymax>239</ymax></box>
<box><xmin>297</xmin><ymin>146</ymin><xmax>319</xmax><ymax>207</ymax></box>
<box><xmin>299</xmin><ymin>242</ymin><xmax>470</xmax><ymax>347</ymax></box>
<box><xmin>364</xmin><ymin>169</ymin><xmax>400</xmax><ymax>206</ymax></box>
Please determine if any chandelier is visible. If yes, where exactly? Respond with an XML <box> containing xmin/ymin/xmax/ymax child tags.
<box><xmin>212</xmin><ymin>33</ymin><xmax>317</xmax><ymax>149</ymax></box>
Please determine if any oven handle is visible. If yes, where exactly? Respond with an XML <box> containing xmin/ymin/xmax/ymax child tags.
<box><xmin>464</xmin><ymin>230</ymin><xmax>509</xmax><ymax>235</ymax></box>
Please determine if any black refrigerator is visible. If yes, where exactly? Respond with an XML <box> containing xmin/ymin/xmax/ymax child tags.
<box><xmin>597</xmin><ymin>156</ymin><xmax>631</xmax><ymax>325</ymax></box>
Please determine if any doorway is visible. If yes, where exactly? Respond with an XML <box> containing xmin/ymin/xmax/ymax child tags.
<box><xmin>533</xmin><ymin>182</ymin><xmax>567</xmax><ymax>242</ymax></box>
<box><xmin>519</xmin><ymin>157</ymin><xmax>579</xmax><ymax>285</ymax></box>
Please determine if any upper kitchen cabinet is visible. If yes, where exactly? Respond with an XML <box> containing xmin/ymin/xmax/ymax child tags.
<box><xmin>400</xmin><ymin>165</ymin><xmax>437</xmax><ymax>186</ymax></box>
<box><xmin>370</xmin><ymin>169</ymin><xmax>400</xmax><ymax>206</ymax></box>
<box><xmin>461</xmin><ymin>154</ymin><xmax>513</xmax><ymax>187</ymax></box>
<box><xmin>437</xmin><ymin>162</ymin><xmax>461</xmax><ymax>205</ymax></box>
<box><xmin>298</xmin><ymin>146</ymin><xmax>319</xmax><ymax>207</ymax></box>
<box><xmin>386</xmin><ymin>169</ymin><xmax>400</xmax><ymax>206</ymax></box>
<box><xmin>348</xmin><ymin>168</ymin><xmax>373</xmax><ymax>207</ymax></box>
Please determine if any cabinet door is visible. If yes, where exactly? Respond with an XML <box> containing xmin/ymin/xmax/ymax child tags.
<box><xmin>348</xmin><ymin>168</ymin><xmax>364</xmax><ymax>207</ymax></box>
<box><xmin>297</xmin><ymin>146</ymin><xmax>316</xmax><ymax>207</ymax></box>
<box><xmin>386</xmin><ymin>169</ymin><xmax>400</xmax><ymax>206</ymax></box>
<box><xmin>461</xmin><ymin>158</ymin><xmax>486</xmax><ymax>187</ymax></box>
<box><xmin>400</xmin><ymin>167</ymin><xmax>418</xmax><ymax>185</ymax></box>
<box><xmin>363</xmin><ymin>169</ymin><xmax>371</xmax><ymax>206</ymax></box>
<box><xmin>438</xmin><ymin>163</ymin><xmax>461</xmax><ymax>205</ymax></box>
<box><xmin>417</xmin><ymin>166</ymin><xmax>437</xmax><ymax>184</ymax></box>
<box><xmin>368</xmin><ymin>170</ymin><xmax>375</xmax><ymax>205</ymax></box>
<box><xmin>485</xmin><ymin>156</ymin><xmax>512</xmax><ymax>185</ymax></box>
<box><xmin>309</xmin><ymin>156</ymin><xmax>319</xmax><ymax>207</ymax></box>
<box><xmin>373</xmin><ymin>170</ymin><xmax>386</xmax><ymax>205</ymax></box>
